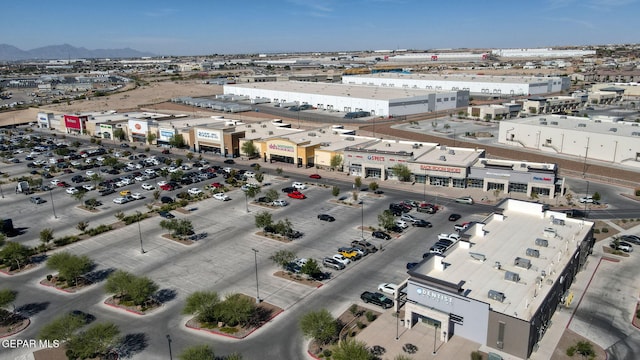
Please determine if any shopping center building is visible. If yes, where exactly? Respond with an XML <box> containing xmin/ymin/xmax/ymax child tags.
<box><xmin>402</xmin><ymin>199</ymin><xmax>594</xmax><ymax>359</ymax></box>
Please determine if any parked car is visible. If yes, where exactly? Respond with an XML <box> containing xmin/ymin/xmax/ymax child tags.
<box><xmin>412</xmin><ymin>219</ymin><xmax>432</xmax><ymax>228</ymax></box>
<box><xmin>292</xmin><ymin>182</ymin><xmax>307</xmax><ymax>190</ymax></box>
<box><xmin>323</xmin><ymin>257</ymin><xmax>345</xmax><ymax>270</ymax></box>
<box><xmin>372</xmin><ymin>231</ymin><xmax>391</xmax><ymax>240</ymax></box>
<box><xmin>351</xmin><ymin>240</ymin><xmax>378</xmax><ymax>253</ymax></box>
<box><xmin>579</xmin><ymin>196</ymin><xmax>594</xmax><ymax>204</ymax></box>
<box><xmin>360</xmin><ymin>291</ymin><xmax>393</xmax><ymax>309</ymax></box>
<box><xmin>287</xmin><ymin>190</ymin><xmax>306</xmax><ymax>199</ymax></box>
<box><xmin>377</xmin><ymin>283</ymin><xmax>399</xmax><ymax>296</ymax></box>
<box><xmin>400</xmin><ymin>213</ymin><xmax>418</xmax><ymax>223</ymax></box>
<box><xmin>141</xmin><ymin>183</ymin><xmax>155</xmax><ymax>190</ymax></box>
<box><xmin>271</xmin><ymin>199</ymin><xmax>288</xmax><ymax>206</ymax></box>
<box><xmin>455</xmin><ymin>196</ymin><xmax>474</xmax><ymax>205</ymax></box>
<box><xmin>119</xmin><ymin>190</ymin><xmax>131</xmax><ymax>197</ymax></box>
<box><xmin>395</xmin><ymin>220</ymin><xmax>409</xmax><ymax>229</ymax></box>
<box><xmin>223</xmin><ymin>159</ymin><xmax>235</xmax><ymax>164</ymax></box>
<box><xmin>309</xmin><ymin>174</ymin><xmax>322</xmax><ymax>179</ymax></box>
<box><xmin>187</xmin><ymin>188</ymin><xmax>203</xmax><ymax>196</ymax></box>
<box><xmin>213</xmin><ymin>193</ymin><xmax>230</xmax><ymax>201</ymax></box>
<box><xmin>317</xmin><ymin>214</ymin><xmax>335</xmax><ymax>222</ymax></box>
<box><xmin>281</xmin><ymin>186</ymin><xmax>295</xmax><ymax>193</ymax></box>
<box><xmin>406</xmin><ymin>262</ymin><xmax>419</xmax><ymax>270</ymax></box>
<box><xmin>30</xmin><ymin>196</ymin><xmax>45</xmax><ymax>204</ymax></box>
<box><xmin>337</xmin><ymin>248</ymin><xmax>360</xmax><ymax>259</ymax></box>
<box><xmin>438</xmin><ymin>233</ymin><xmax>460</xmax><ymax>242</ymax></box>
<box><xmin>160</xmin><ymin>196</ymin><xmax>174</xmax><ymax>204</ymax></box>
<box><xmin>417</xmin><ymin>203</ymin><xmax>437</xmax><ymax>213</ymax></box>
<box><xmin>448</xmin><ymin>213</ymin><xmax>462</xmax><ymax>222</ymax></box>
<box><xmin>454</xmin><ymin>222</ymin><xmax>472</xmax><ymax>232</ymax></box>
<box><xmin>99</xmin><ymin>188</ymin><xmax>115</xmax><ymax>196</ymax></box>
<box><xmin>332</xmin><ymin>254</ymin><xmax>351</xmax><ymax>265</ymax></box>
<box><xmin>158</xmin><ymin>211</ymin><xmax>175</xmax><ymax>219</ymax></box>
<box><xmin>621</xmin><ymin>235</ymin><xmax>640</xmax><ymax>245</ymax></box>
<box><xmin>84</xmin><ymin>199</ymin><xmax>102</xmax><ymax>207</ymax></box>
<box><xmin>130</xmin><ymin>192</ymin><xmax>143</xmax><ymax>200</ymax></box>
<box><xmin>66</xmin><ymin>187</ymin><xmax>79</xmax><ymax>195</ymax></box>
<box><xmin>610</xmin><ymin>241</ymin><xmax>633</xmax><ymax>252</ymax></box>
<box><xmin>112</xmin><ymin>197</ymin><xmax>129</xmax><ymax>204</ymax></box>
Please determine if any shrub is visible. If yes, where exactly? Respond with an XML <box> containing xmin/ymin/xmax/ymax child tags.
<box><xmin>365</xmin><ymin>311</ymin><xmax>376</xmax><ymax>322</ymax></box>
<box><xmin>322</xmin><ymin>349</ymin><xmax>332</xmax><ymax>357</ymax></box>
<box><xmin>349</xmin><ymin>304</ymin><xmax>359</xmax><ymax>316</ymax></box>
<box><xmin>471</xmin><ymin>350</ymin><xmax>484</xmax><ymax>360</ymax></box>
<box><xmin>356</xmin><ymin>321</ymin><xmax>366</xmax><ymax>329</ymax></box>
<box><xmin>46</xmin><ymin>274</ymin><xmax>53</xmax><ymax>281</ymax></box>
<box><xmin>53</xmin><ymin>235</ymin><xmax>79</xmax><ymax>247</ymax></box>
<box><xmin>635</xmin><ymin>188</ymin><xmax>640</xmax><ymax>196</ymax></box>
<box><xmin>85</xmin><ymin>224</ymin><xmax>113</xmax><ymax>236</ymax></box>
<box><xmin>593</xmin><ymin>229</ymin><xmax>600</xmax><ymax>234</ymax></box>
<box><xmin>601</xmin><ymin>227</ymin><xmax>609</xmax><ymax>233</ymax></box>
<box><xmin>220</xmin><ymin>327</ymin><xmax>239</xmax><ymax>334</ymax></box>
<box><xmin>621</xmin><ymin>219</ymin><xmax>628</xmax><ymax>223</ymax></box>
<box><xmin>636</xmin><ymin>309</ymin><xmax>640</xmax><ymax>319</ymax></box>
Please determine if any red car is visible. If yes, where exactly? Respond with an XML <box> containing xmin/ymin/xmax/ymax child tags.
<box><xmin>161</xmin><ymin>149</ymin><xmax>171</xmax><ymax>154</ymax></box>
<box><xmin>211</xmin><ymin>182</ymin><xmax>223</xmax><ymax>188</ymax></box>
<box><xmin>160</xmin><ymin>184</ymin><xmax>173</xmax><ymax>191</ymax></box>
<box><xmin>309</xmin><ymin>174</ymin><xmax>322</xmax><ymax>179</ymax></box>
<box><xmin>56</xmin><ymin>181</ymin><xmax>69</xmax><ymax>187</ymax></box>
<box><xmin>287</xmin><ymin>190</ymin><xmax>306</xmax><ymax>199</ymax></box>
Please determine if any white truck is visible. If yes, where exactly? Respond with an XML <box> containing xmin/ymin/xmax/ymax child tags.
<box><xmin>438</xmin><ymin>233</ymin><xmax>460</xmax><ymax>242</ymax></box>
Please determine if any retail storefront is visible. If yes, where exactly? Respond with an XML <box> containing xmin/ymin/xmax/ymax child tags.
<box><xmin>468</xmin><ymin>163</ymin><xmax>558</xmax><ymax>199</ymax></box>
<box><xmin>407</xmin><ymin>164</ymin><xmax>468</xmax><ymax>188</ymax></box>
<box><xmin>37</xmin><ymin>112</ymin><xmax>53</xmax><ymax>129</ymax></box>
<box><xmin>157</xmin><ymin>127</ymin><xmax>176</xmax><ymax>147</ymax></box>
<box><xmin>98</xmin><ymin>123</ymin><xmax>113</xmax><ymax>139</ymax></box>
<box><xmin>343</xmin><ymin>148</ymin><xmax>415</xmax><ymax>180</ymax></box>
<box><xmin>194</xmin><ymin>128</ymin><xmax>224</xmax><ymax>154</ymax></box>
<box><xmin>128</xmin><ymin>119</ymin><xmax>149</xmax><ymax>143</ymax></box>
<box><xmin>64</xmin><ymin>115</ymin><xmax>88</xmax><ymax>134</ymax></box>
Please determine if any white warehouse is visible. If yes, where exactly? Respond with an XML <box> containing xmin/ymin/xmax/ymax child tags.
<box><xmin>223</xmin><ymin>81</ymin><xmax>468</xmax><ymax>117</ymax></box>
<box><xmin>342</xmin><ymin>73</ymin><xmax>570</xmax><ymax>97</ymax></box>
<box><xmin>498</xmin><ymin>114</ymin><xmax>640</xmax><ymax>168</ymax></box>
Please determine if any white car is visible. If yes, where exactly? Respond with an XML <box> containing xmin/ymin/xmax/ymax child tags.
<box><xmin>112</xmin><ymin>197</ymin><xmax>129</xmax><ymax>204</ymax></box>
<box><xmin>130</xmin><ymin>192</ymin><xmax>143</xmax><ymax>200</ymax></box>
<box><xmin>157</xmin><ymin>180</ymin><xmax>168</xmax><ymax>187</ymax></box>
<box><xmin>244</xmin><ymin>171</ymin><xmax>256</xmax><ymax>178</ymax></box>
<box><xmin>332</xmin><ymin>254</ymin><xmax>351</xmax><ymax>265</ymax></box>
<box><xmin>50</xmin><ymin>179</ymin><xmax>61</xmax><ymax>186</ymax></box>
<box><xmin>141</xmin><ymin>183</ymin><xmax>155</xmax><ymax>191</ymax></box>
<box><xmin>438</xmin><ymin>233</ymin><xmax>461</xmax><ymax>242</ymax></box>
<box><xmin>86</xmin><ymin>170</ymin><xmax>96</xmax><ymax>177</ymax></box>
<box><xmin>213</xmin><ymin>193</ymin><xmax>230</xmax><ymax>201</ymax></box>
<box><xmin>187</xmin><ymin>188</ymin><xmax>203</xmax><ymax>196</ymax></box>
<box><xmin>144</xmin><ymin>169</ymin><xmax>156</xmax><ymax>176</ymax></box>
<box><xmin>66</xmin><ymin>187</ymin><xmax>79</xmax><ymax>195</ymax></box>
<box><xmin>395</xmin><ymin>220</ymin><xmax>409</xmax><ymax>229</ymax></box>
<box><xmin>272</xmin><ymin>199</ymin><xmax>288</xmax><ymax>207</ymax></box>
<box><xmin>292</xmin><ymin>182</ymin><xmax>307</xmax><ymax>190</ymax></box>
<box><xmin>134</xmin><ymin>175</ymin><xmax>148</xmax><ymax>182</ymax></box>
<box><xmin>579</xmin><ymin>196</ymin><xmax>594</xmax><ymax>204</ymax></box>
<box><xmin>82</xmin><ymin>184</ymin><xmax>95</xmax><ymax>191</ymax></box>
<box><xmin>377</xmin><ymin>283</ymin><xmax>399</xmax><ymax>295</ymax></box>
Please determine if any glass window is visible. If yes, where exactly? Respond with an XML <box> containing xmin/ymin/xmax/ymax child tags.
<box><xmin>467</xmin><ymin>178</ymin><xmax>484</xmax><ymax>188</ymax></box>
<box><xmin>452</xmin><ymin>178</ymin><xmax>466</xmax><ymax>188</ymax></box>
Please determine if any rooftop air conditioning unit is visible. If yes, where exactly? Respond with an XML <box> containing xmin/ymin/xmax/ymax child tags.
<box><xmin>535</xmin><ymin>238</ymin><xmax>549</xmax><ymax>247</ymax></box>
<box><xmin>488</xmin><ymin>290</ymin><xmax>505</xmax><ymax>302</ymax></box>
<box><xmin>514</xmin><ymin>257</ymin><xmax>531</xmax><ymax>269</ymax></box>
<box><xmin>526</xmin><ymin>248</ymin><xmax>540</xmax><ymax>258</ymax></box>
<box><xmin>505</xmin><ymin>271</ymin><xmax>520</xmax><ymax>283</ymax></box>
<box><xmin>448</xmin><ymin>150</ymin><xmax>455</xmax><ymax>155</ymax></box>
<box><xmin>439</xmin><ymin>156</ymin><xmax>447</xmax><ymax>161</ymax></box>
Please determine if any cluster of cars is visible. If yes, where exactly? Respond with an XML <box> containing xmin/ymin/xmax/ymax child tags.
<box><xmin>359</xmin><ymin>281</ymin><xmax>400</xmax><ymax>309</ymax></box>
<box><xmin>322</xmin><ymin>240</ymin><xmax>378</xmax><ymax>271</ymax></box>
<box><xmin>610</xmin><ymin>234</ymin><xmax>640</xmax><ymax>252</ymax></box>
<box><xmin>426</xmin><ymin>233</ymin><xmax>461</xmax><ymax>256</ymax></box>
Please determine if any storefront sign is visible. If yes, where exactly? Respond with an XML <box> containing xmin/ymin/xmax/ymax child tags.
<box><xmin>416</xmin><ymin>287</ymin><xmax>453</xmax><ymax>305</ymax></box>
<box><xmin>99</xmin><ymin>124</ymin><xmax>112</xmax><ymax>131</ymax></box>
<box><xmin>533</xmin><ymin>176</ymin><xmax>553</xmax><ymax>182</ymax></box>
<box><xmin>487</xmin><ymin>172</ymin><xmax>510</xmax><ymax>177</ymax></box>
<box><xmin>420</xmin><ymin>165</ymin><xmax>462</xmax><ymax>173</ymax></box>
<box><xmin>196</xmin><ymin>129</ymin><xmax>220</xmax><ymax>141</ymax></box>
<box><xmin>159</xmin><ymin>128</ymin><xmax>175</xmax><ymax>141</ymax></box>
<box><xmin>128</xmin><ymin>120</ymin><xmax>148</xmax><ymax>135</ymax></box>
<box><xmin>268</xmin><ymin>143</ymin><xmax>294</xmax><ymax>153</ymax></box>
<box><xmin>367</xmin><ymin>155</ymin><xmax>385</xmax><ymax>161</ymax></box>
<box><xmin>64</xmin><ymin>115</ymin><xmax>83</xmax><ymax>130</ymax></box>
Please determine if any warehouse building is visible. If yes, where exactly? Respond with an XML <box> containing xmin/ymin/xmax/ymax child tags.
<box><xmin>498</xmin><ymin>114</ymin><xmax>640</xmax><ymax>167</ymax></box>
<box><xmin>404</xmin><ymin>199</ymin><xmax>594</xmax><ymax>359</ymax></box>
<box><xmin>224</xmin><ymin>81</ymin><xmax>468</xmax><ymax>117</ymax></box>
<box><xmin>342</xmin><ymin>73</ymin><xmax>570</xmax><ymax>97</ymax></box>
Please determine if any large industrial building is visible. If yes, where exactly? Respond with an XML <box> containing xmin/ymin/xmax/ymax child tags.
<box><xmin>223</xmin><ymin>81</ymin><xmax>469</xmax><ymax>117</ymax></box>
<box><xmin>403</xmin><ymin>200</ymin><xmax>594</xmax><ymax>359</ymax></box>
<box><xmin>491</xmin><ymin>48</ymin><xmax>596</xmax><ymax>58</ymax></box>
<box><xmin>498</xmin><ymin>114</ymin><xmax>640</xmax><ymax>169</ymax></box>
<box><xmin>342</xmin><ymin>73</ymin><xmax>571</xmax><ymax>97</ymax></box>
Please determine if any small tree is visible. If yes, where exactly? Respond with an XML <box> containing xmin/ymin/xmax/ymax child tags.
<box><xmin>354</xmin><ymin>176</ymin><xmax>362</xmax><ymax>189</ymax></box>
<box><xmin>265</xmin><ymin>189</ymin><xmax>278</xmax><ymax>202</ymax></box>
<box><xmin>390</xmin><ymin>164</ymin><xmax>412</xmax><ymax>182</ymax></box>
<box><xmin>332</xmin><ymin>339</ymin><xmax>374</xmax><ymax>360</ymax></box>
<box><xmin>169</xmin><ymin>134</ymin><xmax>185</xmax><ymax>148</ymax></box>
<box><xmin>368</xmin><ymin>181</ymin><xmax>379</xmax><ymax>192</ymax></box>
<box><xmin>179</xmin><ymin>344</ymin><xmax>216</xmax><ymax>360</ymax></box>
<box><xmin>0</xmin><ymin>242</ymin><xmax>33</xmax><ymax>271</ymax></box>
<box><xmin>269</xmin><ymin>250</ymin><xmax>296</xmax><ymax>268</ymax></box>
<box><xmin>65</xmin><ymin>322</ymin><xmax>120</xmax><ymax>360</ymax></box>
<box><xmin>46</xmin><ymin>252</ymin><xmax>94</xmax><ymax>287</ymax></box>
<box><xmin>77</xmin><ymin>221</ymin><xmax>89</xmax><ymax>232</ymax></box>
<box><xmin>592</xmin><ymin>192</ymin><xmax>601</xmax><ymax>202</ymax></box>
<box><xmin>186</xmin><ymin>152</ymin><xmax>194</xmax><ymax>161</ymax></box>
<box><xmin>182</xmin><ymin>291</ymin><xmax>220</xmax><ymax>324</ymax></box>
<box><xmin>146</xmin><ymin>132</ymin><xmax>157</xmax><ymax>145</ymax></box>
<box><xmin>0</xmin><ymin>288</ymin><xmax>17</xmax><ymax>318</ymax></box>
<box><xmin>254</xmin><ymin>211</ymin><xmax>273</xmax><ymax>228</ymax></box>
<box><xmin>566</xmin><ymin>340</ymin><xmax>595</xmax><ymax>359</ymax></box>
<box><xmin>378</xmin><ymin>210</ymin><xmax>396</xmax><ymax>231</ymax></box>
<box><xmin>39</xmin><ymin>313</ymin><xmax>87</xmax><ymax>342</ymax></box>
<box><xmin>299</xmin><ymin>309</ymin><xmax>338</xmax><ymax>345</ymax></box>
<box><xmin>241</xmin><ymin>140</ymin><xmax>258</xmax><ymax>158</ymax></box>
<box><xmin>218</xmin><ymin>293</ymin><xmax>256</xmax><ymax>327</ymax></box>
<box><xmin>275</xmin><ymin>167</ymin><xmax>283</xmax><ymax>176</ymax></box>
<box><xmin>301</xmin><ymin>259</ymin><xmax>322</xmax><ymax>279</ymax></box>
<box><xmin>39</xmin><ymin>228</ymin><xmax>54</xmax><ymax>248</ymax></box>
<box><xmin>332</xmin><ymin>186</ymin><xmax>340</xmax><ymax>197</ymax></box>
<box><xmin>254</xmin><ymin>172</ymin><xmax>264</xmax><ymax>184</ymax></box>
<box><xmin>330</xmin><ymin>155</ymin><xmax>343</xmax><ymax>171</ymax></box>
<box><xmin>105</xmin><ymin>270</ymin><xmax>159</xmax><ymax>306</ymax></box>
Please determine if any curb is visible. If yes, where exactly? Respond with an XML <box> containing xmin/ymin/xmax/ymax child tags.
<box><xmin>0</xmin><ymin>318</ymin><xmax>30</xmax><ymax>339</ymax></box>
<box><xmin>307</xmin><ymin>350</ymin><xmax>321</xmax><ymax>360</ymax></box>
<box><xmin>103</xmin><ymin>299</ymin><xmax>146</xmax><ymax>316</ymax></box>
<box><xmin>185</xmin><ymin>308</ymin><xmax>284</xmax><ymax>339</ymax></box>
<box><xmin>39</xmin><ymin>279</ymin><xmax>76</xmax><ymax>293</ymax></box>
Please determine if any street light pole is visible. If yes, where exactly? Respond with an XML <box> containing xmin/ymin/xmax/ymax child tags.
<box><xmin>245</xmin><ymin>192</ymin><xmax>249</xmax><ymax>213</ymax></box>
<box><xmin>433</xmin><ymin>323</ymin><xmax>439</xmax><ymax>355</ymax></box>
<box><xmin>166</xmin><ymin>334</ymin><xmax>172</xmax><ymax>360</ymax></box>
<box><xmin>361</xmin><ymin>200</ymin><xmax>364</xmax><ymax>239</ymax></box>
<box><xmin>49</xmin><ymin>188</ymin><xmax>57</xmax><ymax>219</ymax></box>
<box><xmin>584</xmin><ymin>181</ymin><xmax>590</xmax><ymax>219</ymax></box>
<box><xmin>395</xmin><ymin>310</ymin><xmax>400</xmax><ymax>340</ymax></box>
<box><xmin>251</xmin><ymin>248</ymin><xmax>261</xmax><ymax>303</ymax></box>
<box><xmin>423</xmin><ymin>169</ymin><xmax>427</xmax><ymax>202</ymax></box>
<box><xmin>137</xmin><ymin>212</ymin><xmax>145</xmax><ymax>254</ymax></box>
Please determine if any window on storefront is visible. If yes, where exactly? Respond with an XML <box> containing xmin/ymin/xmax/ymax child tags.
<box><xmin>467</xmin><ymin>178</ymin><xmax>484</xmax><ymax>189</ymax></box>
<box><xmin>365</xmin><ymin>168</ymin><xmax>381</xmax><ymax>179</ymax></box>
<box><xmin>487</xmin><ymin>183</ymin><xmax>505</xmax><ymax>192</ymax></box>
<box><xmin>508</xmin><ymin>182</ymin><xmax>528</xmax><ymax>193</ymax></box>
<box><xmin>415</xmin><ymin>174</ymin><xmax>427</xmax><ymax>184</ymax></box>
<box><xmin>429</xmin><ymin>176</ymin><xmax>449</xmax><ymax>187</ymax></box>
<box><xmin>452</xmin><ymin>178</ymin><xmax>466</xmax><ymax>188</ymax></box>
<box><xmin>349</xmin><ymin>164</ymin><xmax>362</xmax><ymax>176</ymax></box>
<box><xmin>531</xmin><ymin>187</ymin><xmax>550</xmax><ymax>196</ymax></box>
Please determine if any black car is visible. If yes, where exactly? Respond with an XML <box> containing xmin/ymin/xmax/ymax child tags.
<box><xmin>223</xmin><ymin>159</ymin><xmax>235</xmax><ymax>164</ymax></box>
<box><xmin>372</xmin><ymin>231</ymin><xmax>391</xmax><ymax>240</ymax></box>
<box><xmin>159</xmin><ymin>211</ymin><xmax>175</xmax><ymax>219</ymax></box>
<box><xmin>71</xmin><ymin>175</ymin><xmax>85</xmax><ymax>183</ymax></box>
<box><xmin>621</xmin><ymin>235</ymin><xmax>640</xmax><ymax>245</ymax></box>
<box><xmin>99</xmin><ymin>188</ymin><xmax>115</xmax><ymax>196</ymax></box>
<box><xmin>412</xmin><ymin>219</ymin><xmax>432</xmax><ymax>228</ymax></box>
<box><xmin>406</xmin><ymin>262</ymin><xmax>419</xmax><ymax>270</ymax></box>
<box><xmin>360</xmin><ymin>291</ymin><xmax>393</xmax><ymax>309</ymax></box>
<box><xmin>322</xmin><ymin>257</ymin><xmax>345</xmax><ymax>270</ymax></box>
<box><xmin>256</xmin><ymin>196</ymin><xmax>270</xmax><ymax>203</ymax></box>
<box><xmin>387</xmin><ymin>225</ymin><xmax>403</xmax><ymax>233</ymax></box>
<box><xmin>317</xmin><ymin>214</ymin><xmax>336</xmax><ymax>222</ymax></box>
<box><xmin>263</xmin><ymin>225</ymin><xmax>277</xmax><ymax>234</ymax></box>
<box><xmin>160</xmin><ymin>196</ymin><xmax>174</xmax><ymax>204</ymax></box>
<box><xmin>285</xmin><ymin>230</ymin><xmax>304</xmax><ymax>239</ymax></box>
<box><xmin>448</xmin><ymin>213</ymin><xmax>462</xmax><ymax>222</ymax></box>
<box><xmin>281</xmin><ymin>187</ymin><xmax>295</xmax><ymax>193</ymax></box>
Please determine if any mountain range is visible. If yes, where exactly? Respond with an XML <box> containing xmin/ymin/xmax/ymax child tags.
<box><xmin>0</xmin><ymin>44</ymin><xmax>155</xmax><ymax>61</ymax></box>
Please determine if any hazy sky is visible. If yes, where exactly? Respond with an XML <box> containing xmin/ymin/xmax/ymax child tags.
<box><xmin>2</xmin><ymin>0</ymin><xmax>638</xmax><ymax>56</ymax></box>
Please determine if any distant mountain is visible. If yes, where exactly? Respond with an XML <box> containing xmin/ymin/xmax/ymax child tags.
<box><xmin>0</xmin><ymin>44</ymin><xmax>155</xmax><ymax>61</ymax></box>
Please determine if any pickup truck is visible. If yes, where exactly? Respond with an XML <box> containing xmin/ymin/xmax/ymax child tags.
<box><xmin>360</xmin><ymin>291</ymin><xmax>393</xmax><ymax>309</ymax></box>
<box><xmin>454</xmin><ymin>222</ymin><xmax>472</xmax><ymax>232</ymax></box>
<box><xmin>438</xmin><ymin>233</ymin><xmax>460</xmax><ymax>242</ymax></box>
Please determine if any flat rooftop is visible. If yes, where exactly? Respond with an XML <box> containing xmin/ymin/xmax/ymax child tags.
<box><xmin>346</xmin><ymin>73</ymin><xmax>562</xmax><ymax>84</ymax></box>
<box><xmin>413</xmin><ymin>199</ymin><xmax>593</xmax><ymax>321</ymax></box>
<box><xmin>509</xmin><ymin>114</ymin><xmax>640</xmax><ymax>137</ymax></box>
<box><xmin>225</xmin><ymin>81</ymin><xmax>451</xmax><ymax>100</ymax></box>
<box><xmin>415</xmin><ymin>145</ymin><xmax>484</xmax><ymax>167</ymax></box>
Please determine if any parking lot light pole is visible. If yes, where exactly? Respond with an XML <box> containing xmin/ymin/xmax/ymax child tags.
<box><xmin>433</xmin><ymin>323</ymin><xmax>439</xmax><ymax>355</ymax></box>
<box><xmin>361</xmin><ymin>200</ymin><xmax>364</xmax><ymax>239</ymax></box>
<box><xmin>0</xmin><ymin>184</ymin><xmax>4</xmax><ymax>198</ymax></box>
<box><xmin>252</xmin><ymin>248</ymin><xmax>261</xmax><ymax>303</ymax></box>
<box><xmin>395</xmin><ymin>310</ymin><xmax>399</xmax><ymax>340</ymax></box>
<box><xmin>166</xmin><ymin>334</ymin><xmax>172</xmax><ymax>360</ymax></box>
<box><xmin>49</xmin><ymin>188</ymin><xmax>57</xmax><ymax>219</ymax></box>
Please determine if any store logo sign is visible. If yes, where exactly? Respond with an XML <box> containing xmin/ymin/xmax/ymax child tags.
<box><xmin>269</xmin><ymin>143</ymin><xmax>294</xmax><ymax>152</ymax></box>
<box><xmin>196</xmin><ymin>130</ymin><xmax>219</xmax><ymax>140</ymax></box>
